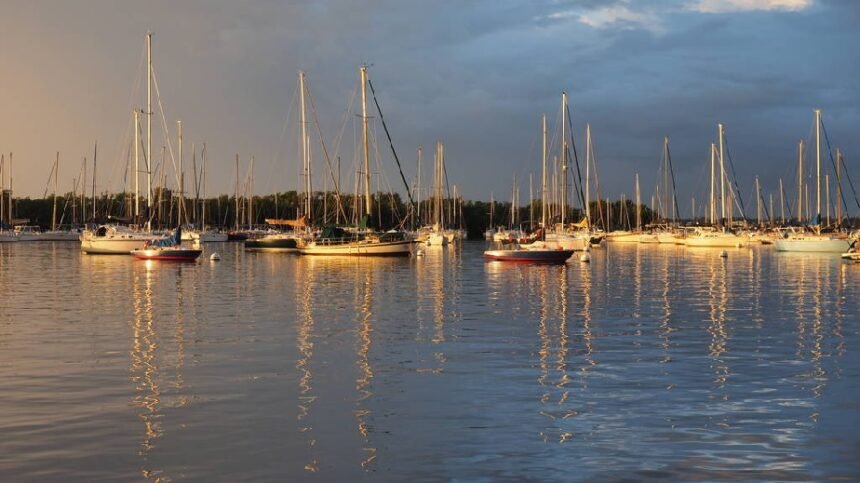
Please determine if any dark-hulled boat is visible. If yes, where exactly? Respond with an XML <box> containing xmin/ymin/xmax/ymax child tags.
<box><xmin>244</xmin><ymin>233</ymin><xmax>300</xmax><ymax>253</ymax></box>
<box><xmin>484</xmin><ymin>246</ymin><xmax>574</xmax><ymax>263</ymax></box>
<box><xmin>130</xmin><ymin>227</ymin><xmax>202</xmax><ymax>261</ymax></box>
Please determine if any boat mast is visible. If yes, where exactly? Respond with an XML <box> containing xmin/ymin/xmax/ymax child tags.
<box><xmin>360</xmin><ymin>65</ymin><xmax>372</xmax><ymax>220</ymax></box>
<box><xmin>718</xmin><ymin>123</ymin><xmax>726</xmax><ymax>225</ymax></box>
<box><xmin>755</xmin><ymin>176</ymin><xmax>761</xmax><ymax>226</ymax></box>
<box><xmin>92</xmin><ymin>142</ymin><xmax>97</xmax><ymax>222</ymax></box>
<box><xmin>560</xmin><ymin>91</ymin><xmax>568</xmax><ymax>228</ymax></box>
<box><xmin>147</xmin><ymin>32</ymin><xmax>153</xmax><ymax>222</ymax></box>
<box><xmin>52</xmin><ymin>152</ymin><xmax>58</xmax><ymax>231</ymax></box>
<box><xmin>235</xmin><ymin>154</ymin><xmax>240</xmax><ymax>230</ymax></box>
<box><xmin>585</xmin><ymin>123</ymin><xmax>591</xmax><ymax>228</ymax></box>
<box><xmin>178</xmin><ymin>120</ymin><xmax>183</xmax><ymax>227</ymax></box>
<box><xmin>798</xmin><ymin>140</ymin><xmax>804</xmax><ymax>224</ymax></box>
<box><xmin>134</xmin><ymin>110</ymin><xmax>140</xmax><ymax>222</ymax></box>
<box><xmin>299</xmin><ymin>71</ymin><xmax>311</xmax><ymax>223</ymax></box>
<box><xmin>541</xmin><ymin>114</ymin><xmax>547</xmax><ymax>229</ymax></box>
<box><xmin>416</xmin><ymin>146</ymin><xmax>422</xmax><ymax>225</ymax></box>
<box><xmin>815</xmin><ymin>109</ymin><xmax>822</xmax><ymax>230</ymax></box>
<box><xmin>709</xmin><ymin>143</ymin><xmax>715</xmax><ymax>225</ymax></box>
<box><xmin>202</xmin><ymin>143</ymin><xmax>207</xmax><ymax>229</ymax></box>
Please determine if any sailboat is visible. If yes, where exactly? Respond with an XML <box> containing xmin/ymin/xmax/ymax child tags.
<box><xmin>298</xmin><ymin>65</ymin><xmax>413</xmax><ymax>257</ymax></box>
<box><xmin>684</xmin><ymin>123</ymin><xmax>747</xmax><ymax>248</ymax></box>
<box><xmin>773</xmin><ymin>110</ymin><xmax>852</xmax><ymax>253</ymax></box>
<box><xmin>81</xmin><ymin>33</ymin><xmax>160</xmax><ymax>254</ymax></box>
<box><xmin>40</xmin><ymin>152</ymin><xmax>81</xmax><ymax>241</ymax></box>
<box><xmin>606</xmin><ymin>174</ymin><xmax>644</xmax><ymax>243</ymax></box>
<box><xmin>131</xmin><ymin>226</ymin><xmax>202</xmax><ymax>261</ymax></box>
<box><xmin>542</xmin><ymin>93</ymin><xmax>587</xmax><ymax>251</ymax></box>
<box><xmin>424</xmin><ymin>141</ymin><xmax>449</xmax><ymax>246</ymax></box>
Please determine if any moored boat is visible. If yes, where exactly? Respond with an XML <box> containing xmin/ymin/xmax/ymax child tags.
<box><xmin>245</xmin><ymin>233</ymin><xmax>301</xmax><ymax>253</ymax></box>
<box><xmin>81</xmin><ymin>224</ymin><xmax>160</xmax><ymax>255</ymax></box>
<box><xmin>484</xmin><ymin>245</ymin><xmax>574</xmax><ymax>263</ymax></box>
<box><xmin>130</xmin><ymin>227</ymin><xmax>202</xmax><ymax>261</ymax></box>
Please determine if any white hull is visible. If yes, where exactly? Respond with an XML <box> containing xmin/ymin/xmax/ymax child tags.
<box><xmin>543</xmin><ymin>233</ymin><xmax>588</xmax><ymax>251</ymax></box>
<box><xmin>685</xmin><ymin>234</ymin><xmax>746</xmax><ymax>248</ymax></box>
<box><xmin>773</xmin><ymin>236</ymin><xmax>851</xmax><ymax>253</ymax></box>
<box><xmin>0</xmin><ymin>232</ymin><xmax>18</xmax><ymax>243</ymax></box>
<box><xmin>80</xmin><ymin>226</ymin><xmax>161</xmax><ymax>254</ymax></box>
<box><xmin>605</xmin><ymin>231</ymin><xmax>641</xmax><ymax>243</ymax></box>
<box><xmin>300</xmin><ymin>239</ymin><xmax>413</xmax><ymax>256</ymax></box>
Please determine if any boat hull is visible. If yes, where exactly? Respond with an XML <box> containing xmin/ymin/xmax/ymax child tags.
<box><xmin>484</xmin><ymin>248</ymin><xmax>574</xmax><ymax>263</ymax></box>
<box><xmin>131</xmin><ymin>248</ymin><xmax>203</xmax><ymax>261</ymax></box>
<box><xmin>685</xmin><ymin>235</ymin><xmax>746</xmax><ymax>248</ymax></box>
<box><xmin>245</xmin><ymin>236</ymin><xmax>299</xmax><ymax>253</ymax></box>
<box><xmin>773</xmin><ymin>237</ymin><xmax>851</xmax><ymax>253</ymax></box>
<box><xmin>81</xmin><ymin>237</ymin><xmax>156</xmax><ymax>254</ymax></box>
<box><xmin>300</xmin><ymin>239</ymin><xmax>413</xmax><ymax>256</ymax></box>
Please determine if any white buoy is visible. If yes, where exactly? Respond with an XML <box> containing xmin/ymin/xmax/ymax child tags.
<box><xmin>210</xmin><ymin>253</ymin><xmax>221</xmax><ymax>261</ymax></box>
<box><xmin>580</xmin><ymin>252</ymin><xmax>591</xmax><ymax>263</ymax></box>
<box><xmin>719</xmin><ymin>250</ymin><xmax>728</xmax><ymax>258</ymax></box>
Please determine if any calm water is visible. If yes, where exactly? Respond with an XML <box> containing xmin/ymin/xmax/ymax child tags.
<box><xmin>1</xmin><ymin>241</ymin><xmax>858</xmax><ymax>481</ymax></box>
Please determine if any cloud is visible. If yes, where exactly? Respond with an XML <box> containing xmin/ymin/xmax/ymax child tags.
<box><xmin>686</xmin><ymin>0</ymin><xmax>814</xmax><ymax>14</ymax></box>
<box><xmin>578</xmin><ymin>5</ymin><xmax>664</xmax><ymax>33</ymax></box>
<box><xmin>540</xmin><ymin>1</ymin><xmax>664</xmax><ymax>34</ymax></box>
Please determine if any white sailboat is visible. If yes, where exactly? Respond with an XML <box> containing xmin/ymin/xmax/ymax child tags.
<box><xmin>82</xmin><ymin>33</ymin><xmax>161</xmax><ymax>254</ymax></box>
<box><xmin>774</xmin><ymin>110</ymin><xmax>851</xmax><ymax>253</ymax></box>
<box><xmin>684</xmin><ymin>124</ymin><xmax>746</xmax><ymax>248</ymax></box>
<box><xmin>41</xmin><ymin>152</ymin><xmax>81</xmax><ymax>241</ymax></box>
<box><xmin>299</xmin><ymin>65</ymin><xmax>413</xmax><ymax>257</ymax></box>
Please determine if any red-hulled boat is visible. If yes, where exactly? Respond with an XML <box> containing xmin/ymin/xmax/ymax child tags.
<box><xmin>130</xmin><ymin>227</ymin><xmax>203</xmax><ymax>261</ymax></box>
<box><xmin>484</xmin><ymin>245</ymin><xmax>574</xmax><ymax>263</ymax></box>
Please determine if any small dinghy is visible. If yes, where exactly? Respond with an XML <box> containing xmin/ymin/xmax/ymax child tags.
<box><xmin>131</xmin><ymin>227</ymin><xmax>202</xmax><ymax>261</ymax></box>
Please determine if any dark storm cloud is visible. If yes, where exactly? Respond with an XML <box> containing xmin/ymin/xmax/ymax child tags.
<box><xmin>0</xmin><ymin>0</ymin><xmax>857</xmax><ymax>217</ymax></box>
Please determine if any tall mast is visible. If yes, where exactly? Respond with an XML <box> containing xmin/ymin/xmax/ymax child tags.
<box><xmin>416</xmin><ymin>146</ymin><xmax>422</xmax><ymax>224</ymax></box>
<box><xmin>560</xmin><ymin>91</ymin><xmax>568</xmax><ymax>227</ymax></box>
<box><xmin>815</xmin><ymin>109</ymin><xmax>822</xmax><ymax>227</ymax></box>
<box><xmin>178</xmin><ymin>120</ymin><xmax>183</xmax><ymax>227</ymax></box>
<box><xmin>7</xmin><ymin>153</ymin><xmax>11</xmax><ymax>224</ymax></box>
<box><xmin>134</xmin><ymin>110</ymin><xmax>140</xmax><ymax>221</ymax></box>
<box><xmin>585</xmin><ymin>123</ymin><xmax>591</xmax><ymax>227</ymax></box>
<box><xmin>92</xmin><ymin>142</ymin><xmax>97</xmax><ymax>222</ymax></box>
<box><xmin>249</xmin><ymin>156</ymin><xmax>255</xmax><ymax>228</ymax></box>
<box><xmin>709</xmin><ymin>143</ymin><xmax>715</xmax><ymax>225</ymax></box>
<box><xmin>235</xmin><ymin>154</ymin><xmax>240</xmax><ymax>230</ymax></box>
<box><xmin>718</xmin><ymin>123</ymin><xmax>726</xmax><ymax>224</ymax></box>
<box><xmin>755</xmin><ymin>176</ymin><xmax>761</xmax><ymax>226</ymax></box>
<box><xmin>798</xmin><ymin>140</ymin><xmax>804</xmax><ymax>224</ymax></box>
<box><xmin>541</xmin><ymin>114</ymin><xmax>547</xmax><ymax>228</ymax></box>
<box><xmin>202</xmin><ymin>143</ymin><xmax>207</xmax><ymax>229</ymax></box>
<box><xmin>52</xmin><ymin>152</ymin><xmax>59</xmax><ymax>231</ymax></box>
<box><xmin>146</xmin><ymin>32</ymin><xmax>153</xmax><ymax>218</ymax></box>
<box><xmin>299</xmin><ymin>71</ymin><xmax>311</xmax><ymax>222</ymax></box>
<box><xmin>360</xmin><ymin>65</ymin><xmax>371</xmax><ymax>219</ymax></box>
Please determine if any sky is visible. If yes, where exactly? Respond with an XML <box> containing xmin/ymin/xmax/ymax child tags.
<box><xmin>0</xmin><ymin>0</ymin><xmax>857</xmax><ymax>218</ymax></box>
